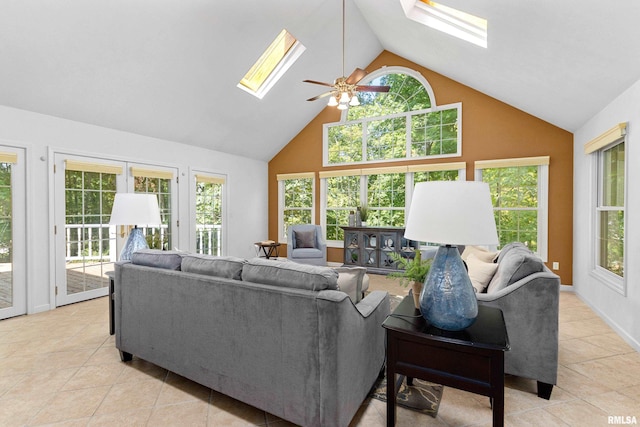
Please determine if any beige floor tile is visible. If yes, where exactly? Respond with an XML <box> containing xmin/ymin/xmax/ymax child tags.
<box><xmin>116</xmin><ymin>359</ymin><xmax>168</xmax><ymax>384</ymax></box>
<box><xmin>543</xmin><ymin>399</ymin><xmax>611</xmax><ymax>427</ymax></box>
<box><xmin>95</xmin><ymin>379</ymin><xmax>163</xmax><ymax>415</ymax></box>
<box><xmin>207</xmin><ymin>391</ymin><xmax>267</xmax><ymax>426</ymax></box>
<box><xmin>582</xmin><ymin>333</ymin><xmax>636</xmax><ymax>354</ymax></box>
<box><xmin>583</xmin><ymin>390</ymin><xmax>640</xmax><ymax>418</ymax></box>
<box><xmin>155</xmin><ymin>372</ymin><xmax>212</xmax><ymax>406</ymax></box>
<box><xmin>436</xmin><ymin>387</ymin><xmax>493</xmax><ymax>426</ymax></box>
<box><xmin>504</xmin><ymin>407</ymin><xmax>569</xmax><ymax>427</ymax></box>
<box><xmin>87</xmin><ymin>408</ymin><xmax>152</xmax><ymax>427</ymax></box>
<box><xmin>0</xmin><ymin>393</ymin><xmax>55</xmax><ymax>427</ymax></box>
<box><xmin>61</xmin><ymin>363</ymin><xmax>126</xmax><ymax>391</ymax></box>
<box><xmin>4</xmin><ymin>367</ymin><xmax>78</xmax><ymax>398</ymax></box>
<box><xmin>29</xmin><ymin>386</ymin><xmax>111</xmax><ymax>425</ymax></box>
<box><xmin>560</xmin><ymin>337</ymin><xmax>621</xmax><ymax>364</ymax></box>
<box><xmin>147</xmin><ymin>400</ymin><xmax>210</xmax><ymax>426</ymax></box>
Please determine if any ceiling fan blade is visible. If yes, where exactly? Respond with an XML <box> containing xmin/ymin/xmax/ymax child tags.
<box><xmin>306</xmin><ymin>91</ymin><xmax>334</xmax><ymax>102</ymax></box>
<box><xmin>303</xmin><ymin>79</ymin><xmax>334</xmax><ymax>88</ymax></box>
<box><xmin>345</xmin><ymin>68</ymin><xmax>368</xmax><ymax>85</ymax></box>
<box><xmin>356</xmin><ymin>85</ymin><xmax>391</xmax><ymax>93</ymax></box>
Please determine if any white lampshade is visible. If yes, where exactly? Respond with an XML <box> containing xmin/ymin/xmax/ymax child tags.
<box><xmin>109</xmin><ymin>193</ymin><xmax>162</xmax><ymax>226</ymax></box>
<box><xmin>404</xmin><ymin>181</ymin><xmax>498</xmax><ymax>246</ymax></box>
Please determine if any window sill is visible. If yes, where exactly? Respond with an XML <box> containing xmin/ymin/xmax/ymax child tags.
<box><xmin>590</xmin><ymin>267</ymin><xmax>626</xmax><ymax>296</ymax></box>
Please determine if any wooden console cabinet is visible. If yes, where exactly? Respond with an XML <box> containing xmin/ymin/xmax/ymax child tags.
<box><xmin>341</xmin><ymin>226</ymin><xmax>419</xmax><ymax>274</ymax></box>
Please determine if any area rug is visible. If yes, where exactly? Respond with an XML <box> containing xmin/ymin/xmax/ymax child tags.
<box><xmin>369</xmin><ymin>376</ymin><xmax>443</xmax><ymax>417</ymax></box>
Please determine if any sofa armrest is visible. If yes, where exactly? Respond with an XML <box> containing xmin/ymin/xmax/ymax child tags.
<box><xmin>316</xmin><ymin>290</ymin><xmax>390</xmax><ymax>426</ymax></box>
<box><xmin>476</xmin><ymin>270</ymin><xmax>560</xmax><ymax>386</ymax></box>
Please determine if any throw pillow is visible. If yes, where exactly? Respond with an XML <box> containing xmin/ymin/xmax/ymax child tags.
<box><xmin>241</xmin><ymin>257</ymin><xmax>338</xmax><ymax>291</ymax></box>
<box><xmin>131</xmin><ymin>249</ymin><xmax>182</xmax><ymax>270</ymax></box>
<box><xmin>461</xmin><ymin>245</ymin><xmax>498</xmax><ymax>263</ymax></box>
<box><xmin>333</xmin><ymin>266</ymin><xmax>366</xmax><ymax>303</ymax></box>
<box><xmin>181</xmin><ymin>254</ymin><xmax>246</xmax><ymax>280</ymax></box>
<box><xmin>294</xmin><ymin>230</ymin><xmax>316</xmax><ymax>248</ymax></box>
<box><xmin>466</xmin><ymin>253</ymin><xmax>499</xmax><ymax>293</ymax></box>
<box><xmin>486</xmin><ymin>244</ymin><xmax>544</xmax><ymax>293</ymax></box>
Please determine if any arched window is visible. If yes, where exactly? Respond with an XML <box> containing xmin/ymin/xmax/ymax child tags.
<box><xmin>323</xmin><ymin>67</ymin><xmax>461</xmax><ymax>166</ymax></box>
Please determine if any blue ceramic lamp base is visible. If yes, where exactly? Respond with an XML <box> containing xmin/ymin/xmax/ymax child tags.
<box><xmin>420</xmin><ymin>245</ymin><xmax>478</xmax><ymax>331</ymax></box>
<box><xmin>120</xmin><ymin>227</ymin><xmax>149</xmax><ymax>261</ymax></box>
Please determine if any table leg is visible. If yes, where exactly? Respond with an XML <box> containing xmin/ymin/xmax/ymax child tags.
<box><xmin>109</xmin><ymin>277</ymin><xmax>115</xmax><ymax>335</ymax></box>
<box><xmin>386</xmin><ymin>336</ymin><xmax>397</xmax><ymax>427</ymax></box>
<box><xmin>492</xmin><ymin>352</ymin><xmax>505</xmax><ymax>427</ymax></box>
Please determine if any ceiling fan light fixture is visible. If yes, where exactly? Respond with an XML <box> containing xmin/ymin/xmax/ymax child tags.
<box><xmin>339</xmin><ymin>91</ymin><xmax>351</xmax><ymax>103</ymax></box>
<box><xmin>327</xmin><ymin>95</ymin><xmax>339</xmax><ymax>107</ymax></box>
<box><xmin>337</xmin><ymin>103</ymin><xmax>348</xmax><ymax>110</ymax></box>
<box><xmin>349</xmin><ymin>94</ymin><xmax>360</xmax><ymax>106</ymax></box>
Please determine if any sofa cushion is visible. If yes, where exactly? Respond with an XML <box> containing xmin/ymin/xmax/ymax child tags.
<box><xmin>486</xmin><ymin>243</ymin><xmax>544</xmax><ymax>294</ymax></box>
<box><xmin>242</xmin><ymin>257</ymin><xmax>338</xmax><ymax>291</ymax></box>
<box><xmin>294</xmin><ymin>229</ymin><xmax>316</xmax><ymax>248</ymax></box>
<box><xmin>131</xmin><ymin>249</ymin><xmax>182</xmax><ymax>270</ymax></box>
<box><xmin>333</xmin><ymin>266</ymin><xmax>366</xmax><ymax>303</ymax></box>
<box><xmin>466</xmin><ymin>253</ymin><xmax>498</xmax><ymax>293</ymax></box>
<box><xmin>181</xmin><ymin>254</ymin><xmax>246</xmax><ymax>280</ymax></box>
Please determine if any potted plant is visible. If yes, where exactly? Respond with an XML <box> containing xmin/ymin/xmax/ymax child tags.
<box><xmin>387</xmin><ymin>250</ymin><xmax>432</xmax><ymax>309</ymax></box>
<box><xmin>359</xmin><ymin>204</ymin><xmax>369</xmax><ymax>226</ymax></box>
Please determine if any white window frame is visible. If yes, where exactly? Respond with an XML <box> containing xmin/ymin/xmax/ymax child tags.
<box><xmin>590</xmin><ymin>139</ymin><xmax>626</xmax><ymax>294</ymax></box>
<box><xmin>474</xmin><ymin>157</ymin><xmax>549</xmax><ymax>261</ymax></box>
<box><xmin>277</xmin><ymin>173</ymin><xmax>315</xmax><ymax>243</ymax></box>
<box><xmin>323</xmin><ymin>102</ymin><xmax>462</xmax><ymax>167</ymax></box>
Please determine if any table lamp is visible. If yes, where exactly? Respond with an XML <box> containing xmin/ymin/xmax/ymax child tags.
<box><xmin>404</xmin><ymin>181</ymin><xmax>498</xmax><ymax>331</ymax></box>
<box><xmin>109</xmin><ymin>193</ymin><xmax>162</xmax><ymax>260</ymax></box>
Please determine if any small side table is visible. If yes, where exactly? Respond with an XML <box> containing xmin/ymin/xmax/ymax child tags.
<box><xmin>254</xmin><ymin>241</ymin><xmax>281</xmax><ymax>259</ymax></box>
<box><xmin>106</xmin><ymin>271</ymin><xmax>115</xmax><ymax>335</ymax></box>
<box><xmin>383</xmin><ymin>295</ymin><xmax>509</xmax><ymax>427</ymax></box>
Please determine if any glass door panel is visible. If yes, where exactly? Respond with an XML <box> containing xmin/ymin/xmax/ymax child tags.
<box><xmin>0</xmin><ymin>147</ymin><xmax>25</xmax><ymax>320</ymax></box>
<box><xmin>55</xmin><ymin>155</ymin><xmax>125</xmax><ymax>306</ymax></box>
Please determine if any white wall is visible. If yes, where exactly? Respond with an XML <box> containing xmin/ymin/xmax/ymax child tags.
<box><xmin>0</xmin><ymin>105</ymin><xmax>268</xmax><ymax>314</ymax></box>
<box><xmin>573</xmin><ymin>78</ymin><xmax>640</xmax><ymax>350</ymax></box>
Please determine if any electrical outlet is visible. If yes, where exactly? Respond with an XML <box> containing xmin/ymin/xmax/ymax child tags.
<box><xmin>552</xmin><ymin>262</ymin><xmax>559</xmax><ymax>270</ymax></box>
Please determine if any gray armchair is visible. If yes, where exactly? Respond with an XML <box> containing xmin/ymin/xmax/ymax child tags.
<box><xmin>287</xmin><ymin>224</ymin><xmax>327</xmax><ymax>266</ymax></box>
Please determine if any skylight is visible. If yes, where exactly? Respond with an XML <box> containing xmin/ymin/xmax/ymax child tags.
<box><xmin>401</xmin><ymin>0</ymin><xmax>487</xmax><ymax>48</ymax></box>
<box><xmin>238</xmin><ymin>29</ymin><xmax>306</xmax><ymax>99</ymax></box>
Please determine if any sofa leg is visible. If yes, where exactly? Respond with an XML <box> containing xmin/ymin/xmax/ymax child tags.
<box><xmin>537</xmin><ymin>381</ymin><xmax>553</xmax><ymax>399</ymax></box>
<box><xmin>119</xmin><ymin>350</ymin><xmax>133</xmax><ymax>362</ymax></box>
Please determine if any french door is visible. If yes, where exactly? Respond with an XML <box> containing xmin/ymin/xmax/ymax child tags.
<box><xmin>54</xmin><ymin>154</ymin><xmax>126</xmax><ymax>306</ymax></box>
<box><xmin>0</xmin><ymin>146</ymin><xmax>26</xmax><ymax>320</ymax></box>
<box><xmin>54</xmin><ymin>155</ymin><xmax>178</xmax><ymax>306</ymax></box>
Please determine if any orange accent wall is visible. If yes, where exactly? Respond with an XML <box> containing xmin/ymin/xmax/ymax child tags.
<box><xmin>269</xmin><ymin>51</ymin><xmax>574</xmax><ymax>284</ymax></box>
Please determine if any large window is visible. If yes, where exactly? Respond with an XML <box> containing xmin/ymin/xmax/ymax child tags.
<box><xmin>323</xmin><ymin>68</ymin><xmax>461</xmax><ymax>166</ymax></box>
<box><xmin>475</xmin><ymin>157</ymin><xmax>549</xmax><ymax>260</ymax></box>
<box><xmin>277</xmin><ymin>173</ymin><xmax>315</xmax><ymax>242</ymax></box>
<box><xmin>320</xmin><ymin>163</ymin><xmax>465</xmax><ymax>244</ymax></box>
<box><xmin>194</xmin><ymin>174</ymin><xmax>225</xmax><ymax>256</ymax></box>
<box><xmin>596</xmin><ymin>141</ymin><xmax>625</xmax><ymax>279</ymax></box>
<box><xmin>584</xmin><ymin>123</ymin><xmax>627</xmax><ymax>293</ymax></box>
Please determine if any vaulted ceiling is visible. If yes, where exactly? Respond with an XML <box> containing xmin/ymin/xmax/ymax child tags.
<box><xmin>1</xmin><ymin>0</ymin><xmax>639</xmax><ymax>161</ymax></box>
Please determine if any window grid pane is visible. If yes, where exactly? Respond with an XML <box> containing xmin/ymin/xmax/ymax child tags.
<box><xmin>195</xmin><ymin>181</ymin><xmax>223</xmax><ymax>256</ymax></box>
<box><xmin>325</xmin><ymin>176</ymin><xmax>359</xmax><ymax>241</ymax></box>
<box><xmin>366</xmin><ymin>173</ymin><xmax>405</xmax><ymax>227</ymax></box>
<box><xmin>134</xmin><ymin>176</ymin><xmax>171</xmax><ymax>250</ymax></box>
<box><xmin>482</xmin><ymin>166</ymin><xmax>539</xmax><ymax>251</ymax></box>
<box><xmin>282</xmin><ymin>178</ymin><xmax>313</xmax><ymax>240</ymax></box>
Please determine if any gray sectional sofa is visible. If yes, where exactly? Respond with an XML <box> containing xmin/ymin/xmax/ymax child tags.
<box><xmin>474</xmin><ymin>243</ymin><xmax>561</xmax><ymax>399</ymax></box>
<box><xmin>114</xmin><ymin>251</ymin><xmax>390</xmax><ymax>427</ymax></box>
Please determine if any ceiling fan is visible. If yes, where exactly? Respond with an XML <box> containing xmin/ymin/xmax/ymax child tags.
<box><xmin>303</xmin><ymin>0</ymin><xmax>390</xmax><ymax>109</ymax></box>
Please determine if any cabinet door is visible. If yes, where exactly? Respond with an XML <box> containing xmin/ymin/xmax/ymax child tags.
<box><xmin>344</xmin><ymin>229</ymin><xmax>360</xmax><ymax>265</ymax></box>
<box><xmin>379</xmin><ymin>231</ymin><xmax>400</xmax><ymax>270</ymax></box>
<box><xmin>362</xmin><ymin>231</ymin><xmax>378</xmax><ymax>267</ymax></box>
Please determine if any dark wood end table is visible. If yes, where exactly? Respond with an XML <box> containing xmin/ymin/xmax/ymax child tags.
<box><xmin>254</xmin><ymin>241</ymin><xmax>281</xmax><ymax>259</ymax></box>
<box><xmin>383</xmin><ymin>295</ymin><xmax>509</xmax><ymax>426</ymax></box>
<box><xmin>106</xmin><ymin>271</ymin><xmax>115</xmax><ymax>336</ymax></box>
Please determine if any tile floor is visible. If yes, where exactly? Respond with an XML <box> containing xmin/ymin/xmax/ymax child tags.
<box><xmin>0</xmin><ymin>275</ymin><xmax>639</xmax><ymax>426</ymax></box>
